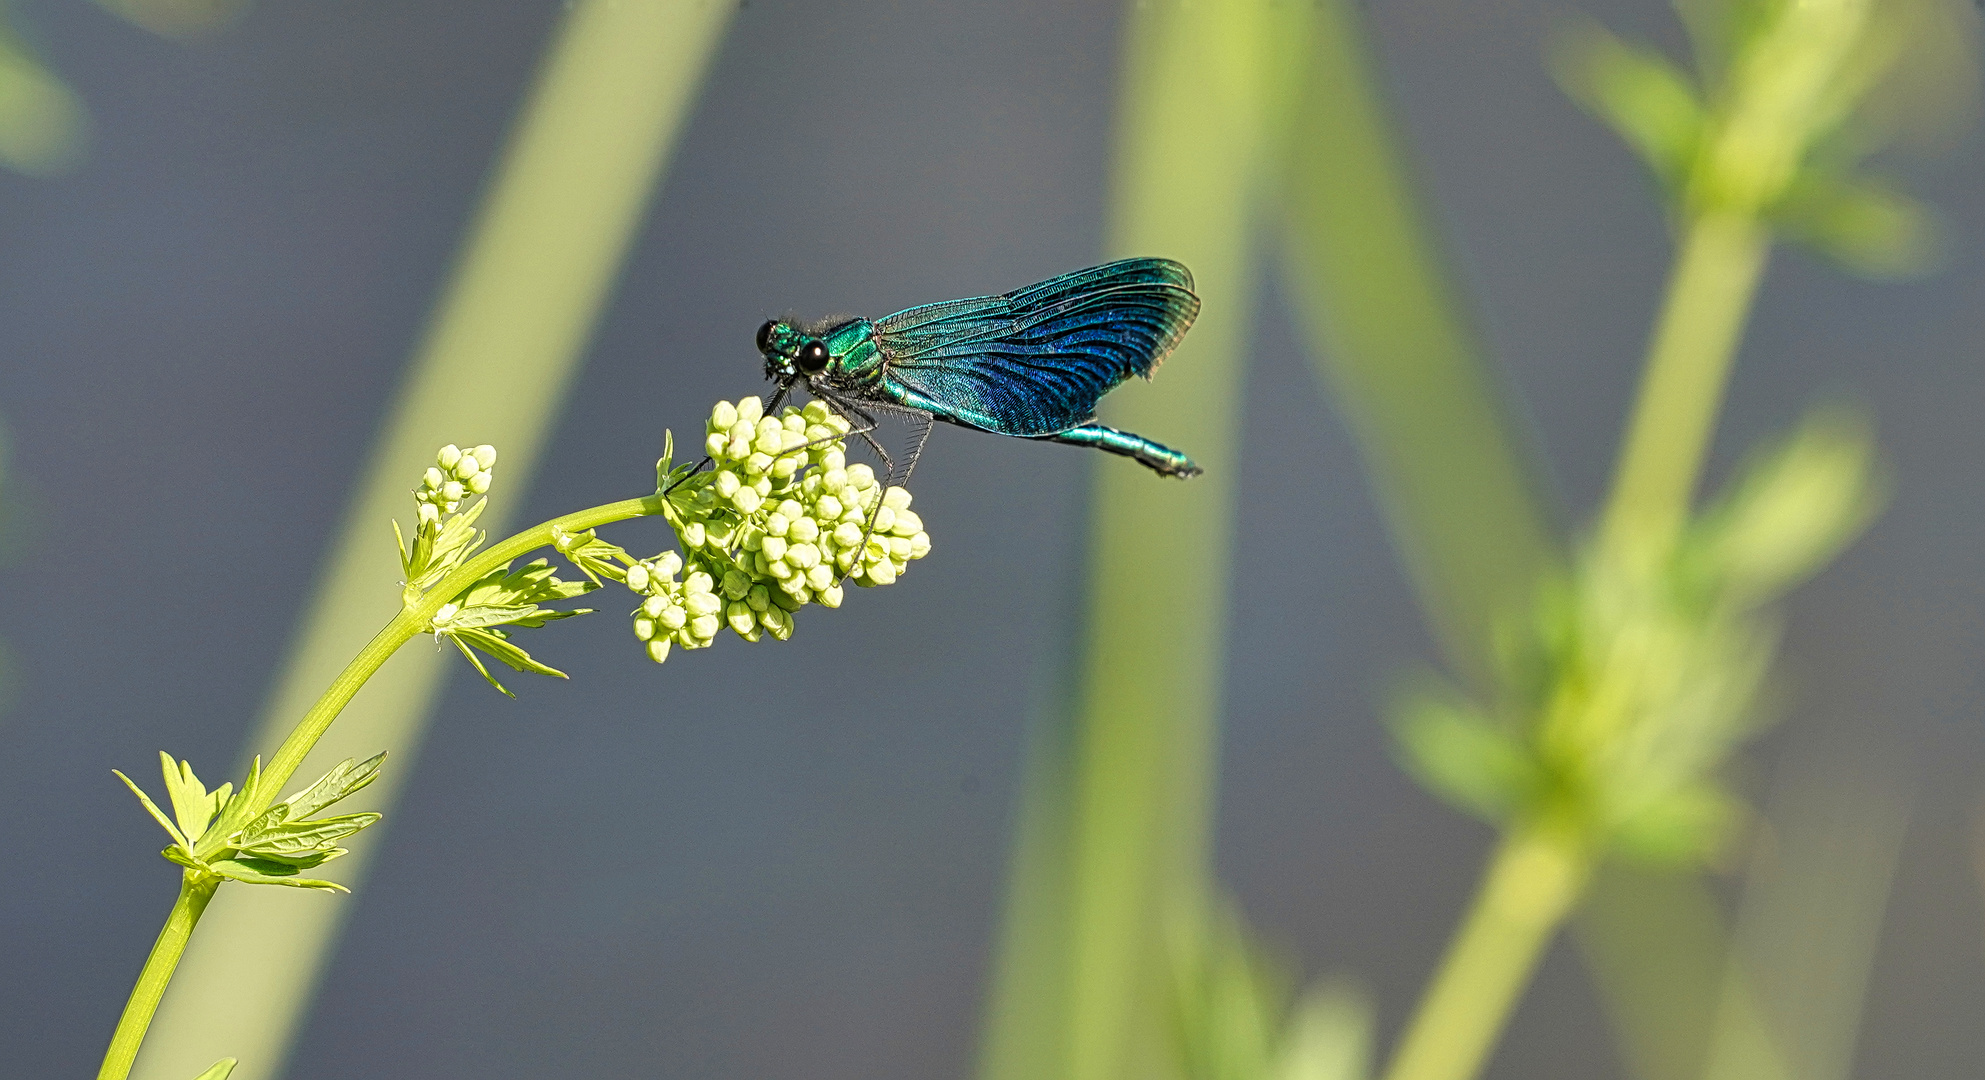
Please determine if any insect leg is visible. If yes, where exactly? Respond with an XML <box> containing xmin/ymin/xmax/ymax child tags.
<box><xmin>660</xmin><ymin>456</ymin><xmax>714</xmax><ymax>496</ymax></box>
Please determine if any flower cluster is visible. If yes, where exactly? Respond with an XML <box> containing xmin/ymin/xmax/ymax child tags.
<box><xmin>623</xmin><ymin>396</ymin><xmax>932</xmax><ymax>663</ymax></box>
<box><xmin>415</xmin><ymin>443</ymin><xmax>496</xmax><ymax>525</ymax></box>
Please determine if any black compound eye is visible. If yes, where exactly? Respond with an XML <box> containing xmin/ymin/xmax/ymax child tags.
<box><xmin>755</xmin><ymin>320</ymin><xmax>778</xmax><ymax>355</ymax></box>
<box><xmin>797</xmin><ymin>340</ymin><xmax>830</xmax><ymax>374</ymax></box>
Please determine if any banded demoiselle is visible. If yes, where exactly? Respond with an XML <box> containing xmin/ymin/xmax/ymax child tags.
<box><xmin>753</xmin><ymin>257</ymin><xmax>1203</xmax><ymax>483</ymax></box>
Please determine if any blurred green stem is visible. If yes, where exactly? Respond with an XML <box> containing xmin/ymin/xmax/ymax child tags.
<box><xmin>1381</xmin><ymin>826</ymin><xmax>1592</xmax><ymax>1080</ymax></box>
<box><xmin>976</xmin><ymin>4</ymin><xmax>1287</xmax><ymax>1080</ymax></box>
<box><xmin>97</xmin><ymin>874</ymin><xmax>219</xmax><ymax>1080</ymax></box>
<box><xmin>1599</xmin><ymin>212</ymin><xmax>1768</xmax><ymax>567</ymax></box>
<box><xmin>98</xmin><ymin>494</ymin><xmax>663</xmax><ymax>1080</ymax></box>
<box><xmin>1278</xmin><ymin>0</ymin><xmax>1555</xmax><ymax>687</ymax></box>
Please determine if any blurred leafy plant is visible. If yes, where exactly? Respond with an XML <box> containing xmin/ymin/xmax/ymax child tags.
<box><xmin>1395</xmin><ymin>406</ymin><xmax>1882</xmax><ymax>867</ymax></box>
<box><xmin>1360</xmin><ymin>2</ymin><xmax>1970</xmax><ymax>1080</ymax></box>
<box><xmin>1168</xmin><ymin>906</ymin><xmax>1373</xmax><ymax>1080</ymax></box>
<box><xmin>1555</xmin><ymin>0</ymin><xmax>1974</xmax><ymax>277</ymax></box>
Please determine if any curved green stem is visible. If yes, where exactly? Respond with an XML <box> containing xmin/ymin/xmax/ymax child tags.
<box><xmin>257</xmin><ymin>493</ymin><xmax>661</xmax><ymax>802</ymax></box>
<box><xmin>96</xmin><ymin>491</ymin><xmax>663</xmax><ymax>1080</ymax></box>
<box><xmin>1379</xmin><ymin>826</ymin><xmax>1593</xmax><ymax>1080</ymax></box>
<box><xmin>97</xmin><ymin>873</ymin><xmax>220</xmax><ymax>1080</ymax></box>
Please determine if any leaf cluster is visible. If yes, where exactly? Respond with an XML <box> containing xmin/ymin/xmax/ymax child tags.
<box><xmin>1393</xmin><ymin>406</ymin><xmax>1882</xmax><ymax>865</ymax></box>
<box><xmin>116</xmin><ymin>752</ymin><xmax>386</xmax><ymax>892</ymax></box>
<box><xmin>429</xmin><ymin>558</ymin><xmax>596</xmax><ymax>697</ymax></box>
<box><xmin>1553</xmin><ymin>0</ymin><xmax>1974</xmax><ymax>276</ymax></box>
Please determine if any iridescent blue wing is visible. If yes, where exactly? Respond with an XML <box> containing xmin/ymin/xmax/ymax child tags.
<box><xmin>875</xmin><ymin>258</ymin><xmax>1199</xmax><ymax>436</ymax></box>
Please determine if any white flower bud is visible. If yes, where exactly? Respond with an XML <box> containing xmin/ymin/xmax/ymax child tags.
<box><xmin>417</xmin><ymin>503</ymin><xmax>440</xmax><ymax>526</ymax></box>
<box><xmin>625</xmin><ymin>564</ymin><xmax>651</xmax><ymax>593</ymax></box>
<box><xmin>437</xmin><ymin>444</ymin><xmax>463</xmax><ymax>469</ymax></box>
<box><xmin>806</xmin><ymin>564</ymin><xmax>833</xmax><ymax>590</ymax></box>
<box><xmin>684</xmin><ymin>521</ymin><xmax>707</xmax><ymax>549</ymax></box>
<box><xmin>764</xmin><ymin>513</ymin><xmax>789</xmax><ymax>538</ymax></box>
<box><xmin>883</xmin><ymin>486</ymin><xmax>911</xmax><ymax>511</ymax></box>
<box><xmin>424</xmin><ymin>466</ymin><xmax>445</xmax><ymax>489</ymax></box>
<box><xmin>825</xmin><ymin>413</ymin><xmax>852</xmax><ymax>435</ymax></box>
<box><xmin>737</xmin><ymin>396</ymin><xmax>763</xmax><ymax>425</ymax></box>
<box><xmin>789</xmin><ymin>542</ymin><xmax>820</xmax><ymax>570</ymax></box>
<box><xmin>727</xmin><ymin>437</ymin><xmax>752</xmax><ymax>460</ymax></box>
<box><xmin>771</xmin><ymin>455</ymin><xmax>801</xmax><ymax>479</ymax></box>
<box><xmin>813</xmin><ymin>495</ymin><xmax>843</xmax><ymax>521</ymax></box>
<box><xmin>762</xmin><ymin>535</ymin><xmax>789</xmax><ymax>562</ymax></box>
<box><xmin>782</xmin><ymin>412</ymin><xmax>806</xmax><ymax>433</ymax></box>
<box><xmin>689</xmin><ymin>614</ymin><xmax>720</xmax><ymax>641</ymax></box>
<box><xmin>705</xmin><ymin>432</ymin><xmax>728</xmax><ymax>458</ymax></box>
<box><xmin>822</xmin><ymin>449</ymin><xmax>846</xmax><ymax>471</ymax></box>
<box><xmin>788</xmin><ymin>515</ymin><xmax>820</xmax><ymax>543</ymax></box>
<box><xmin>867</xmin><ymin>560</ymin><xmax>897</xmax><ymax>585</ymax></box>
<box><xmin>733</xmin><ymin>486</ymin><xmax>763</xmax><ymax>513</ymax></box>
<box><xmin>647</xmin><ymin>638</ymin><xmax>672</xmax><ymax>664</ymax></box>
<box><xmin>819</xmin><ymin>584</ymin><xmax>845</xmax><ymax>608</ymax></box>
<box><xmin>685</xmin><ymin>570</ymin><xmax>714</xmax><ymax>594</ymax></box>
<box><xmin>726</xmin><ymin>601</ymin><xmax>755</xmax><ymax>636</ymax></box>
<box><xmin>686</xmin><ymin>592</ymin><xmax>722</xmax><ymax>617</ymax></box>
<box><xmin>711</xmin><ymin>400</ymin><xmax>738</xmax><ymax>430</ymax></box>
<box><xmin>744</xmin><ymin>452</ymin><xmax>773</xmax><ymax>476</ymax></box>
<box><xmin>722</xmin><ymin>569</ymin><xmax>751</xmax><ymax>599</ymax></box>
<box><xmin>847</xmin><ymin>463</ymin><xmax>876</xmax><ymax>489</ymax></box>
<box><xmin>468</xmin><ymin>470</ymin><xmax>493</xmax><ymax>494</ymax></box>
<box><xmin>909</xmin><ymin>532</ymin><xmax>931</xmax><ymax>558</ymax></box>
<box><xmin>655</xmin><ymin>551</ymin><xmax>683</xmax><ymax>576</ymax></box>
<box><xmin>472</xmin><ymin>445</ymin><xmax>497</xmax><ymax>469</ymax></box>
<box><xmin>714</xmin><ymin>471</ymin><xmax>741</xmax><ymax>498</ymax></box>
<box><xmin>888</xmin><ymin>536</ymin><xmax>912</xmax><ymax>559</ymax></box>
<box><xmin>634</xmin><ymin>617</ymin><xmax>656</xmax><ymax>641</ymax></box>
<box><xmin>441</xmin><ymin>480</ymin><xmax>465</xmax><ymax>503</ymax></box>
<box><xmin>872</xmin><ymin>507</ymin><xmax>896</xmax><ymax>533</ymax></box>
<box><xmin>833</xmin><ymin>522</ymin><xmax>864</xmax><ymax>548</ymax></box>
<box><xmin>803</xmin><ymin>400</ymin><xmax>832</xmax><ymax>423</ymax></box>
<box><xmin>659</xmin><ymin>605</ymin><xmax>687</xmax><ymax>630</ymax></box>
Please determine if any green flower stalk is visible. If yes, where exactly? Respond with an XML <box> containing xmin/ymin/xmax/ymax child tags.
<box><xmin>1371</xmin><ymin>2</ymin><xmax>1959</xmax><ymax>1079</ymax></box>
<box><xmin>99</xmin><ymin>394</ymin><xmax>932</xmax><ymax>1080</ymax></box>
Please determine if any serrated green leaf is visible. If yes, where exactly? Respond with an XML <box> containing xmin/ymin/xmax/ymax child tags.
<box><xmin>191</xmin><ymin>1057</ymin><xmax>237</xmax><ymax>1080</ymax></box>
<box><xmin>159</xmin><ymin>752</ymin><xmax>215</xmax><ymax>845</ymax></box>
<box><xmin>115</xmin><ymin>768</ymin><xmax>189</xmax><ymax>849</ymax></box>
<box><xmin>207</xmin><ymin>857</ymin><xmax>348</xmax><ymax>892</ymax></box>
<box><xmin>235</xmin><ymin>812</ymin><xmax>382</xmax><ymax>864</ymax></box>
<box><xmin>1770</xmin><ymin>170</ymin><xmax>1939</xmax><ymax>277</ymax></box>
<box><xmin>1552</xmin><ymin>23</ymin><xmax>1705</xmax><ymax>193</ymax></box>
<box><xmin>282</xmin><ymin>752</ymin><xmax>385</xmax><ymax>820</ymax></box>
<box><xmin>451</xmin><ymin>626</ymin><xmax>570</xmax><ymax>680</ymax></box>
<box><xmin>448</xmin><ymin>632</ymin><xmax>517</xmax><ymax>698</ymax></box>
<box><xmin>1389</xmin><ymin>692</ymin><xmax>1539</xmax><ymax>823</ymax></box>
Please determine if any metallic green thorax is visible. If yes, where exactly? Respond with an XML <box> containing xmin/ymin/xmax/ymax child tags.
<box><xmin>759</xmin><ymin>319</ymin><xmax>883</xmax><ymax>389</ymax></box>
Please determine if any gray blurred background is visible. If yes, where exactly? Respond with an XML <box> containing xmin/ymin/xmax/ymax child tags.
<box><xmin>3</xmin><ymin>0</ymin><xmax>1982</xmax><ymax>1077</ymax></box>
